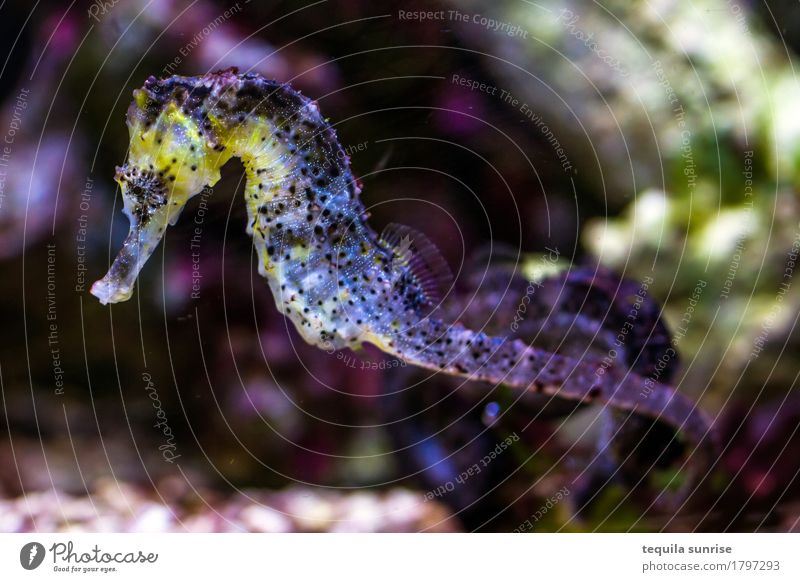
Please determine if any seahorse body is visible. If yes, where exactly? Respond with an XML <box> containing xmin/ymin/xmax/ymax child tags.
<box><xmin>92</xmin><ymin>70</ymin><xmax>713</xmax><ymax>463</ymax></box>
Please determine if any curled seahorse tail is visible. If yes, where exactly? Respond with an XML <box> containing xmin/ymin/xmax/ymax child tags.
<box><xmin>382</xmin><ymin>316</ymin><xmax>714</xmax><ymax>464</ymax></box>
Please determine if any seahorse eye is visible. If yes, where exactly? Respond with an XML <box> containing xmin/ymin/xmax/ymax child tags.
<box><xmin>122</xmin><ymin>168</ymin><xmax>168</xmax><ymax>224</ymax></box>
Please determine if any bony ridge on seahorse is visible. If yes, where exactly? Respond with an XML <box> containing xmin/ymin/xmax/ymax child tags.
<box><xmin>91</xmin><ymin>69</ymin><xmax>715</xmax><ymax>475</ymax></box>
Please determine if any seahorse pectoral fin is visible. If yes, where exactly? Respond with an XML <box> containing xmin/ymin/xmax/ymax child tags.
<box><xmin>380</xmin><ymin>223</ymin><xmax>454</xmax><ymax>306</ymax></box>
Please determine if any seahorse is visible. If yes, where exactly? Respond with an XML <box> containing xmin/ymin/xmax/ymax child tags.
<box><xmin>91</xmin><ymin>69</ymin><xmax>715</xmax><ymax>474</ymax></box>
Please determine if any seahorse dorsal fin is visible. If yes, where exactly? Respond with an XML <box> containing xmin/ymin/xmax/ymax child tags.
<box><xmin>380</xmin><ymin>222</ymin><xmax>454</xmax><ymax>306</ymax></box>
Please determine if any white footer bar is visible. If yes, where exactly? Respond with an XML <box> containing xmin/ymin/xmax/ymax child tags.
<box><xmin>1</xmin><ymin>533</ymin><xmax>796</xmax><ymax>581</ymax></box>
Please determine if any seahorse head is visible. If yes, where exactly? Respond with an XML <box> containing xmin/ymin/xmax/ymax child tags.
<box><xmin>91</xmin><ymin>70</ymin><xmax>358</xmax><ymax>304</ymax></box>
<box><xmin>91</xmin><ymin>90</ymin><xmax>226</xmax><ymax>304</ymax></box>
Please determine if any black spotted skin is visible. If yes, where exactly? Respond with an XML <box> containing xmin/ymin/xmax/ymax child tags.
<box><xmin>91</xmin><ymin>69</ymin><xmax>714</xmax><ymax>460</ymax></box>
